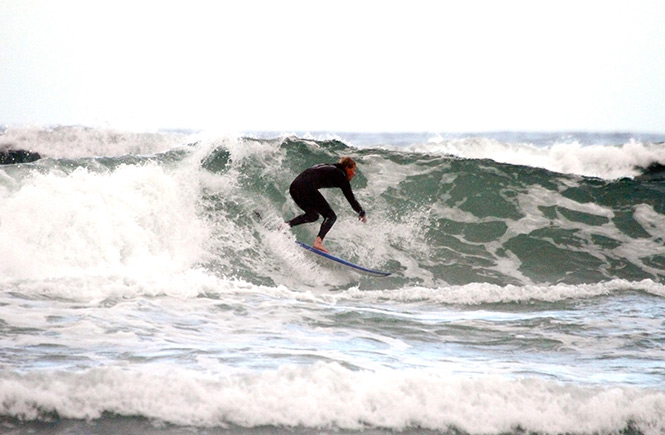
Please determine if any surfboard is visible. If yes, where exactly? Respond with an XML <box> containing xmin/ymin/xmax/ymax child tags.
<box><xmin>296</xmin><ymin>241</ymin><xmax>392</xmax><ymax>277</ymax></box>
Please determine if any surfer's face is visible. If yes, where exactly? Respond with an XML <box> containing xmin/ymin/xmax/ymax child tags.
<box><xmin>346</xmin><ymin>166</ymin><xmax>356</xmax><ymax>180</ymax></box>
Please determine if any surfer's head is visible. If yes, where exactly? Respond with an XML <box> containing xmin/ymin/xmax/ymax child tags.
<box><xmin>338</xmin><ymin>156</ymin><xmax>357</xmax><ymax>180</ymax></box>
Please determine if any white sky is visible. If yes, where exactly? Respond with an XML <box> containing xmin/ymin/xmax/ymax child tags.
<box><xmin>2</xmin><ymin>0</ymin><xmax>665</xmax><ymax>132</ymax></box>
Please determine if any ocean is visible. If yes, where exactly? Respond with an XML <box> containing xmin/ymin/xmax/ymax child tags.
<box><xmin>1</xmin><ymin>126</ymin><xmax>665</xmax><ymax>434</ymax></box>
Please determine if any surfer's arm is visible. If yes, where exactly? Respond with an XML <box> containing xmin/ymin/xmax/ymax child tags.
<box><xmin>338</xmin><ymin>177</ymin><xmax>366</xmax><ymax>221</ymax></box>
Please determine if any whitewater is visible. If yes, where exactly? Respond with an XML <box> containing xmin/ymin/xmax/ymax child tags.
<box><xmin>1</xmin><ymin>126</ymin><xmax>665</xmax><ymax>434</ymax></box>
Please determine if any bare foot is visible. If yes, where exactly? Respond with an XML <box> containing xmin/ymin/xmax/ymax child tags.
<box><xmin>312</xmin><ymin>237</ymin><xmax>329</xmax><ymax>253</ymax></box>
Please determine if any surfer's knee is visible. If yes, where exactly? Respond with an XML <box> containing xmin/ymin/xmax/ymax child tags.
<box><xmin>320</xmin><ymin>212</ymin><xmax>336</xmax><ymax>230</ymax></box>
<box><xmin>318</xmin><ymin>213</ymin><xmax>337</xmax><ymax>240</ymax></box>
<box><xmin>326</xmin><ymin>213</ymin><xmax>337</xmax><ymax>225</ymax></box>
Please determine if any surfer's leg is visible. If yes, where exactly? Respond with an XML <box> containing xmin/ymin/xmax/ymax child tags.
<box><xmin>297</xmin><ymin>189</ymin><xmax>336</xmax><ymax>241</ymax></box>
<box><xmin>288</xmin><ymin>209</ymin><xmax>319</xmax><ymax>227</ymax></box>
<box><xmin>288</xmin><ymin>185</ymin><xmax>320</xmax><ymax>227</ymax></box>
<box><xmin>312</xmin><ymin>212</ymin><xmax>336</xmax><ymax>253</ymax></box>
<box><xmin>311</xmin><ymin>195</ymin><xmax>336</xmax><ymax>252</ymax></box>
<box><xmin>288</xmin><ymin>186</ymin><xmax>335</xmax><ymax>252</ymax></box>
<box><xmin>317</xmin><ymin>211</ymin><xmax>336</xmax><ymax>240</ymax></box>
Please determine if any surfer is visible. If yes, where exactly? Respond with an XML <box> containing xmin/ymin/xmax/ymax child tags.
<box><xmin>287</xmin><ymin>156</ymin><xmax>367</xmax><ymax>253</ymax></box>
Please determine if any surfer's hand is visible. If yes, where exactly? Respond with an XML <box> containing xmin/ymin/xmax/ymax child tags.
<box><xmin>359</xmin><ymin>213</ymin><xmax>367</xmax><ymax>223</ymax></box>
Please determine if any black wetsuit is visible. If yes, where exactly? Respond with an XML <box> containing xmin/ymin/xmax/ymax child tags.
<box><xmin>287</xmin><ymin>163</ymin><xmax>365</xmax><ymax>240</ymax></box>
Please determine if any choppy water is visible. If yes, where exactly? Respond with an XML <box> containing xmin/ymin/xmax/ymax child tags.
<box><xmin>1</xmin><ymin>126</ymin><xmax>665</xmax><ymax>434</ymax></box>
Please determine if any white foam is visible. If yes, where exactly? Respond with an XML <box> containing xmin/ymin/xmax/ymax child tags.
<box><xmin>338</xmin><ymin>279</ymin><xmax>665</xmax><ymax>305</ymax></box>
<box><xmin>4</xmin><ymin>245</ymin><xmax>661</xmax><ymax>305</ymax></box>
<box><xmin>404</xmin><ymin>138</ymin><xmax>665</xmax><ymax>179</ymax></box>
<box><xmin>1</xmin><ymin>364</ymin><xmax>663</xmax><ymax>433</ymax></box>
<box><xmin>0</xmin><ymin>162</ymin><xmax>208</xmax><ymax>280</ymax></box>
<box><xmin>634</xmin><ymin>204</ymin><xmax>665</xmax><ymax>239</ymax></box>
<box><xmin>0</xmin><ymin>125</ymin><xmax>193</xmax><ymax>158</ymax></box>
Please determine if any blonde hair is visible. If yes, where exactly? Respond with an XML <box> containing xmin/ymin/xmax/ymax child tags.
<box><xmin>338</xmin><ymin>156</ymin><xmax>356</xmax><ymax>170</ymax></box>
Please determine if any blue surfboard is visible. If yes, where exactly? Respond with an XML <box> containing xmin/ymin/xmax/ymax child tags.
<box><xmin>296</xmin><ymin>241</ymin><xmax>392</xmax><ymax>277</ymax></box>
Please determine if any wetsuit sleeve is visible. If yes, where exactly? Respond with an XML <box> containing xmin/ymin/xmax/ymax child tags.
<box><xmin>338</xmin><ymin>175</ymin><xmax>364</xmax><ymax>215</ymax></box>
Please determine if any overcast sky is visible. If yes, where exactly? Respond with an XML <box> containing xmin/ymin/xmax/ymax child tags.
<box><xmin>2</xmin><ymin>0</ymin><xmax>664</xmax><ymax>133</ymax></box>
